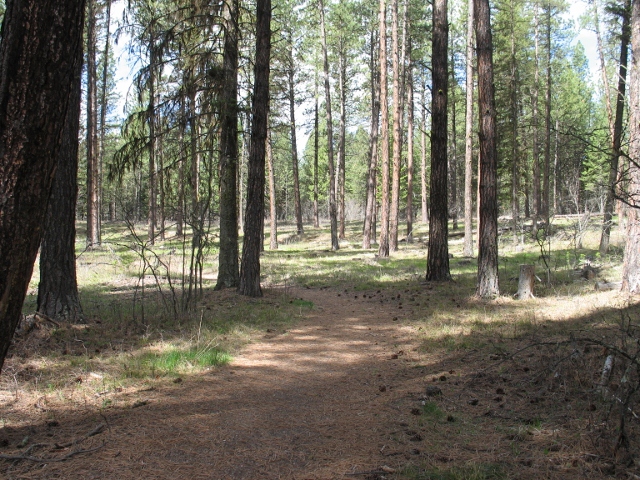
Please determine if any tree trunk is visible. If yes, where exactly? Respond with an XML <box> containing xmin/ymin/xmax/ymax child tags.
<box><xmin>463</xmin><ymin>0</ymin><xmax>475</xmax><ymax>257</ymax></box>
<box><xmin>532</xmin><ymin>1</ymin><xmax>541</xmax><ymax>234</ymax></box>
<box><xmin>509</xmin><ymin>1</ymin><xmax>519</xmax><ymax>245</ymax></box>
<box><xmin>86</xmin><ymin>0</ymin><xmax>100</xmax><ymax>248</ymax></box>
<box><xmin>147</xmin><ymin>41</ymin><xmax>157</xmax><ymax>246</ymax></box>
<box><xmin>38</xmin><ymin>25</ymin><xmax>84</xmax><ymax>324</ymax></box>
<box><xmin>98</xmin><ymin>0</ymin><xmax>111</xmax><ymax>232</ymax></box>
<box><xmin>426</xmin><ymin>0</ymin><xmax>451</xmax><ymax>282</ymax></box>
<box><xmin>319</xmin><ymin>0</ymin><xmax>339</xmax><ymax>251</ymax></box>
<box><xmin>337</xmin><ymin>50</ymin><xmax>347</xmax><ymax>240</ymax></box>
<box><xmin>517</xmin><ymin>265</ymin><xmax>535</xmax><ymax>300</ymax></box>
<box><xmin>421</xmin><ymin>82</ymin><xmax>428</xmax><ymax>224</ymax></box>
<box><xmin>600</xmin><ymin>0</ymin><xmax>630</xmax><ymax>254</ymax></box>
<box><xmin>267</xmin><ymin>128</ymin><xmax>278</xmax><ymax>250</ymax></box>
<box><xmin>389</xmin><ymin>0</ymin><xmax>402</xmax><ymax>253</ymax></box>
<box><xmin>378</xmin><ymin>0</ymin><xmax>391</xmax><ymax>257</ymax></box>
<box><xmin>287</xmin><ymin>36</ymin><xmax>303</xmax><ymax>235</ymax></box>
<box><xmin>313</xmin><ymin>90</ymin><xmax>320</xmax><ymax>228</ymax></box>
<box><xmin>450</xmin><ymin>46</ymin><xmax>458</xmax><ymax>232</ymax></box>
<box><xmin>622</xmin><ymin>0</ymin><xmax>640</xmax><ymax>293</ymax></box>
<box><xmin>238</xmin><ymin>0</ymin><xmax>271</xmax><ymax>297</ymax></box>
<box><xmin>363</xmin><ymin>25</ymin><xmax>380</xmax><ymax>249</ymax></box>
<box><xmin>406</xmin><ymin>44</ymin><xmax>414</xmax><ymax>243</ymax></box>
<box><xmin>216</xmin><ymin>0</ymin><xmax>240</xmax><ymax>290</ymax></box>
<box><xmin>475</xmin><ymin>0</ymin><xmax>500</xmax><ymax>298</ymax></box>
<box><xmin>0</xmin><ymin>0</ymin><xmax>86</xmax><ymax>372</ymax></box>
<box><xmin>542</xmin><ymin>2</ymin><xmax>551</xmax><ymax>226</ymax></box>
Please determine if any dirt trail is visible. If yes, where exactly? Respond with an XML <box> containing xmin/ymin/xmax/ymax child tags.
<box><xmin>4</xmin><ymin>287</ymin><xmax>430</xmax><ymax>480</ymax></box>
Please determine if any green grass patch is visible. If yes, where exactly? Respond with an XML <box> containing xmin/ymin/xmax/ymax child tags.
<box><xmin>128</xmin><ymin>347</ymin><xmax>230</xmax><ymax>377</ymax></box>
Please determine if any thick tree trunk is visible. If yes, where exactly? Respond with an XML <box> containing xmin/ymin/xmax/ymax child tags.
<box><xmin>86</xmin><ymin>0</ymin><xmax>100</xmax><ymax>248</ymax></box>
<box><xmin>363</xmin><ymin>26</ymin><xmax>380</xmax><ymax>249</ymax></box>
<box><xmin>0</xmin><ymin>0</ymin><xmax>86</xmax><ymax>372</ymax></box>
<box><xmin>216</xmin><ymin>0</ymin><xmax>240</xmax><ymax>290</ymax></box>
<box><xmin>475</xmin><ymin>0</ymin><xmax>500</xmax><ymax>298</ymax></box>
<box><xmin>622</xmin><ymin>0</ymin><xmax>640</xmax><ymax>293</ymax></box>
<box><xmin>267</xmin><ymin>128</ymin><xmax>278</xmax><ymax>250</ymax></box>
<box><xmin>426</xmin><ymin>0</ymin><xmax>450</xmax><ymax>282</ymax></box>
<box><xmin>238</xmin><ymin>0</ymin><xmax>271</xmax><ymax>297</ymax></box>
<box><xmin>38</xmin><ymin>19</ymin><xmax>84</xmax><ymax>324</ymax></box>
<box><xmin>463</xmin><ymin>0</ymin><xmax>475</xmax><ymax>257</ymax></box>
<box><xmin>600</xmin><ymin>0</ymin><xmax>630</xmax><ymax>254</ymax></box>
<box><xmin>378</xmin><ymin>0</ymin><xmax>391</xmax><ymax>257</ymax></box>
<box><xmin>319</xmin><ymin>0</ymin><xmax>339</xmax><ymax>251</ymax></box>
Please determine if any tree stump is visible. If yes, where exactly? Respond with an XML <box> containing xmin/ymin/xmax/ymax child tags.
<box><xmin>517</xmin><ymin>264</ymin><xmax>535</xmax><ymax>299</ymax></box>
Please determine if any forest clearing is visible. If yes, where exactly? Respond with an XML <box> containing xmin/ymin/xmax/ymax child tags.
<box><xmin>1</xmin><ymin>220</ymin><xmax>640</xmax><ymax>479</ymax></box>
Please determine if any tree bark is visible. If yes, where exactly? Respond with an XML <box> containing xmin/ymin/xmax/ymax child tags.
<box><xmin>389</xmin><ymin>0</ymin><xmax>402</xmax><ymax>252</ymax></box>
<box><xmin>600</xmin><ymin>0</ymin><xmax>630</xmax><ymax>254</ymax></box>
<box><xmin>337</xmin><ymin>49</ymin><xmax>347</xmax><ymax>240</ymax></box>
<box><xmin>37</xmin><ymin>10</ymin><xmax>84</xmax><ymax>324</ymax></box>
<box><xmin>287</xmin><ymin>34</ymin><xmax>303</xmax><ymax>235</ymax></box>
<box><xmin>98</xmin><ymin>0</ymin><xmax>111</xmax><ymax>231</ymax></box>
<box><xmin>319</xmin><ymin>0</ymin><xmax>339</xmax><ymax>251</ymax></box>
<box><xmin>475</xmin><ymin>0</ymin><xmax>500</xmax><ymax>298</ymax></box>
<box><xmin>363</xmin><ymin>25</ymin><xmax>380</xmax><ymax>249</ymax></box>
<box><xmin>216</xmin><ymin>0</ymin><xmax>240</xmax><ymax>290</ymax></box>
<box><xmin>238</xmin><ymin>0</ymin><xmax>271</xmax><ymax>297</ymax></box>
<box><xmin>517</xmin><ymin>265</ymin><xmax>535</xmax><ymax>300</ymax></box>
<box><xmin>542</xmin><ymin>2</ymin><xmax>551</xmax><ymax>226</ymax></box>
<box><xmin>463</xmin><ymin>0</ymin><xmax>474</xmax><ymax>257</ymax></box>
<box><xmin>86</xmin><ymin>0</ymin><xmax>101</xmax><ymax>247</ymax></box>
<box><xmin>267</xmin><ymin>128</ymin><xmax>278</xmax><ymax>250</ymax></box>
<box><xmin>622</xmin><ymin>0</ymin><xmax>640</xmax><ymax>293</ymax></box>
<box><xmin>313</xmin><ymin>89</ymin><xmax>320</xmax><ymax>228</ymax></box>
<box><xmin>378</xmin><ymin>0</ymin><xmax>391</xmax><ymax>257</ymax></box>
<box><xmin>532</xmin><ymin>1</ymin><xmax>541</xmax><ymax>234</ymax></box>
<box><xmin>406</xmin><ymin>43</ymin><xmax>414</xmax><ymax>243</ymax></box>
<box><xmin>426</xmin><ymin>0</ymin><xmax>451</xmax><ymax>282</ymax></box>
<box><xmin>0</xmin><ymin>0</ymin><xmax>86</xmax><ymax>372</ymax></box>
<box><xmin>421</xmin><ymin>81</ymin><xmax>428</xmax><ymax>224</ymax></box>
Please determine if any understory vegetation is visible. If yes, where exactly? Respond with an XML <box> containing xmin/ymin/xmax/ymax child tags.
<box><xmin>2</xmin><ymin>217</ymin><xmax>640</xmax><ymax>478</ymax></box>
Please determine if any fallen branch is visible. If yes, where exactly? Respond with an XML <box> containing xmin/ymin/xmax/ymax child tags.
<box><xmin>0</xmin><ymin>442</ymin><xmax>104</xmax><ymax>463</ymax></box>
<box><xmin>54</xmin><ymin>423</ymin><xmax>105</xmax><ymax>449</ymax></box>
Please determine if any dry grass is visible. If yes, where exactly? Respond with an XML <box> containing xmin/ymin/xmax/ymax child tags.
<box><xmin>1</xmin><ymin>219</ymin><xmax>640</xmax><ymax>479</ymax></box>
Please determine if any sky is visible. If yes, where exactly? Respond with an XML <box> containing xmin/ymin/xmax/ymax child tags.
<box><xmin>110</xmin><ymin>0</ymin><xmax>601</xmax><ymax>135</ymax></box>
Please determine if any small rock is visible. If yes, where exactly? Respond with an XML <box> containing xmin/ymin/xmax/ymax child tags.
<box><xmin>468</xmin><ymin>398</ymin><xmax>479</xmax><ymax>406</ymax></box>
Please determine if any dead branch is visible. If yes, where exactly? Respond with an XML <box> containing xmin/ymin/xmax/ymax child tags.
<box><xmin>54</xmin><ymin>423</ymin><xmax>105</xmax><ymax>449</ymax></box>
<box><xmin>0</xmin><ymin>442</ymin><xmax>104</xmax><ymax>463</ymax></box>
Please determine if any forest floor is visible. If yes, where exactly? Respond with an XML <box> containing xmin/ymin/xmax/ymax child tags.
<box><xmin>2</xmin><ymin>221</ymin><xmax>640</xmax><ymax>479</ymax></box>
